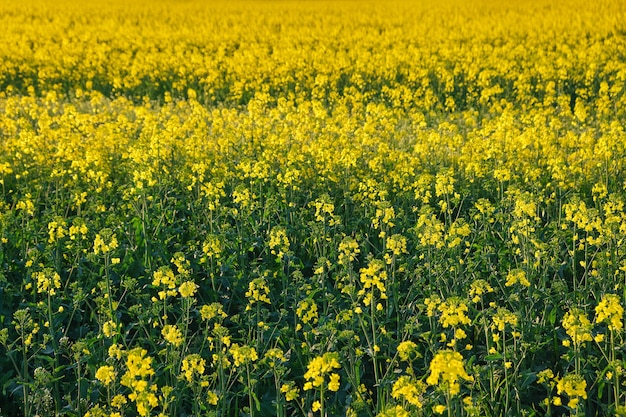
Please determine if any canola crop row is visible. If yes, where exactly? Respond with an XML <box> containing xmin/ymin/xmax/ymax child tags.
<box><xmin>1</xmin><ymin>0</ymin><xmax>625</xmax><ymax>114</ymax></box>
<box><xmin>1</xmin><ymin>1</ymin><xmax>626</xmax><ymax>416</ymax></box>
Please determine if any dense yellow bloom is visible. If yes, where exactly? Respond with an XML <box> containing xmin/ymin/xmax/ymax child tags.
<box><xmin>95</xmin><ymin>365</ymin><xmax>116</xmax><ymax>386</ymax></box>
<box><xmin>245</xmin><ymin>277</ymin><xmax>271</xmax><ymax>308</ymax></box>
<box><xmin>536</xmin><ymin>368</ymin><xmax>555</xmax><ymax>385</ymax></box>
<box><xmin>280</xmin><ymin>382</ymin><xmax>300</xmax><ymax>401</ymax></box>
<box><xmin>595</xmin><ymin>293</ymin><xmax>624</xmax><ymax>331</ymax></box>
<box><xmin>556</xmin><ymin>374</ymin><xmax>587</xmax><ymax>409</ymax></box>
<box><xmin>505</xmin><ymin>269</ymin><xmax>530</xmax><ymax>287</ymax></box>
<box><xmin>328</xmin><ymin>373</ymin><xmax>341</xmax><ymax>391</ymax></box>
<box><xmin>385</xmin><ymin>234</ymin><xmax>408</xmax><ymax>258</ymax></box>
<box><xmin>119</xmin><ymin>348</ymin><xmax>157</xmax><ymax>416</ymax></box>
<box><xmin>178</xmin><ymin>280</ymin><xmax>198</xmax><ymax>298</ymax></box>
<box><xmin>93</xmin><ymin>228</ymin><xmax>118</xmax><ymax>255</ymax></box>
<box><xmin>47</xmin><ymin>217</ymin><xmax>67</xmax><ymax>243</ymax></box>
<box><xmin>102</xmin><ymin>320</ymin><xmax>120</xmax><ymax>338</ymax></box>
<box><xmin>152</xmin><ymin>266</ymin><xmax>178</xmax><ymax>300</ymax></box>
<box><xmin>397</xmin><ymin>340</ymin><xmax>419</xmax><ymax>362</ymax></box>
<box><xmin>338</xmin><ymin>236</ymin><xmax>360</xmax><ymax>266</ymax></box>
<box><xmin>415</xmin><ymin>211</ymin><xmax>445</xmax><ymax>248</ymax></box>
<box><xmin>122</xmin><ymin>348</ymin><xmax>155</xmax><ymax>382</ymax></box>
<box><xmin>358</xmin><ymin>259</ymin><xmax>388</xmax><ymax>307</ymax></box>
<box><xmin>181</xmin><ymin>353</ymin><xmax>206</xmax><ymax>383</ymax></box>
<box><xmin>111</xmin><ymin>394</ymin><xmax>127</xmax><ymax>408</ymax></box>
<box><xmin>207</xmin><ymin>390</ymin><xmax>219</xmax><ymax>405</ymax></box>
<box><xmin>438</xmin><ymin>297</ymin><xmax>471</xmax><ymax>328</ymax></box>
<box><xmin>562</xmin><ymin>308</ymin><xmax>593</xmax><ymax>346</ymax></box>
<box><xmin>469</xmin><ymin>279</ymin><xmax>494</xmax><ymax>303</ymax></box>
<box><xmin>491</xmin><ymin>307</ymin><xmax>518</xmax><ymax>332</ymax></box>
<box><xmin>303</xmin><ymin>352</ymin><xmax>341</xmax><ymax>391</ymax></box>
<box><xmin>296</xmin><ymin>299</ymin><xmax>319</xmax><ymax>327</ymax></box>
<box><xmin>200</xmin><ymin>303</ymin><xmax>227</xmax><ymax>321</ymax></box>
<box><xmin>268</xmin><ymin>226</ymin><xmax>290</xmax><ymax>259</ymax></box>
<box><xmin>263</xmin><ymin>348</ymin><xmax>287</xmax><ymax>367</ymax></box>
<box><xmin>433</xmin><ymin>404</ymin><xmax>446</xmax><ymax>414</ymax></box>
<box><xmin>108</xmin><ymin>343</ymin><xmax>124</xmax><ymax>360</ymax></box>
<box><xmin>34</xmin><ymin>268</ymin><xmax>61</xmax><ymax>296</ymax></box>
<box><xmin>426</xmin><ymin>350</ymin><xmax>473</xmax><ymax>396</ymax></box>
<box><xmin>229</xmin><ymin>343</ymin><xmax>258</xmax><ymax>367</ymax></box>
<box><xmin>425</xmin><ymin>295</ymin><xmax>442</xmax><ymax>317</ymax></box>
<box><xmin>202</xmin><ymin>234</ymin><xmax>224</xmax><ymax>260</ymax></box>
<box><xmin>391</xmin><ymin>376</ymin><xmax>424</xmax><ymax>408</ymax></box>
<box><xmin>162</xmin><ymin>324</ymin><xmax>183</xmax><ymax>347</ymax></box>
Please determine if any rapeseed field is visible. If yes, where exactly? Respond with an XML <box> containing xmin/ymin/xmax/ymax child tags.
<box><xmin>1</xmin><ymin>0</ymin><xmax>626</xmax><ymax>415</ymax></box>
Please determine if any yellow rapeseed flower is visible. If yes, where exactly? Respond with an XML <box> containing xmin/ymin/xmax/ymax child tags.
<box><xmin>595</xmin><ymin>293</ymin><xmax>624</xmax><ymax>331</ymax></box>
<box><xmin>95</xmin><ymin>365</ymin><xmax>116</xmax><ymax>386</ymax></box>
<box><xmin>426</xmin><ymin>350</ymin><xmax>473</xmax><ymax>396</ymax></box>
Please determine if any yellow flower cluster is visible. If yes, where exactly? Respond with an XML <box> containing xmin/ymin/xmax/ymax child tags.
<box><xmin>245</xmin><ymin>277</ymin><xmax>271</xmax><ymax>309</ymax></box>
<box><xmin>391</xmin><ymin>375</ymin><xmax>424</xmax><ymax>408</ymax></box>
<box><xmin>595</xmin><ymin>293</ymin><xmax>624</xmax><ymax>331</ymax></box>
<box><xmin>562</xmin><ymin>308</ymin><xmax>593</xmax><ymax>347</ymax></box>
<box><xmin>93</xmin><ymin>229</ymin><xmax>118</xmax><ymax>255</ymax></box>
<box><xmin>229</xmin><ymin>343</ymin><xmax>258</xmax><ymax>367</ymax></box>
<box><xmin>152</xmin><ymin>267</ymin><xmax>178</xmax><ymax>300</ymax></box>
<box><xmin>268</xmin><ymin>226</ymin><xmax>290</xmax><ymax>259</ymax></box>
<box><xmin>120</xmin><ymin>348</ymin><xmax>158</xmax><ymax>417</ymax></box>
<box><xmin>161</xmin><ymin>324</ymin><xmax>183</xmax><ymax>347</ymax></box>
<box><xmin>338</xmin><ymin>236</ymin><xmax>360</xmax><ymax>266</ymax></box>
<box><xmin>505</xmin><ymin>269</ymin><xmax>530</xmax><ymax>288</ymax></box>
<box><xmin>178</xmin><ymin>281</ymin><xmax>197</xmax><ymax>299</ymax></box>
<box><xmin>303</xmin><ymin>352</ymin><xmax>341</xmax><ymax>392</ymax></box>
<box><xmin>181</xmin><ymin>353</ymin><xmax>206</xmax><ymax>383</ymax></box>
<box><xmin>397</xmin><ymin>341</ymin><xmax>419</xmax><ymax>362</ymax></box>
<box><xmin>491</xmin><ymin>308</ymin><xmax>519</xmax><ymax>332</ymax></box>
<box><xmin>469</xmin><ymin>279</ymin><xmax>494</xmax><ymax>303</ymax></box>
<box><xmin>358</xmin><ymin>259</ymin><xmax>388</xmax><ymax>307</ymax></box>
<box><xmin>95</xmin><ymin>365</ymin><xmax>116</xmax><ymax>386</ymax></box>
<box><xmin>34</xmin><ymin>268</ymin><xmax>61</xmax><ymax>296</ymax></box>
<box><xmin>556</xmin><ymin>373</ymin><xmax>587</xmax><ymax>409</ymax></box>
<box><xmin>296</xmin><ymin>299</ymin><xmax>319</xmax><ymax>330</ymax></box>
<box><xmin>438</xmin><ymin>297</ymin><xmax>471</xmax><ymax>328</ymax></box>
<box><xmin>426</xmin><ymin>350</ymin><xmax>473</xmax><ymax>396</ymax></box>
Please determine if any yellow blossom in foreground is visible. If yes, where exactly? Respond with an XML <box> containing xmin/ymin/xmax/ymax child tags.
<box><xmin>505</xmin><ymin>269</ymin><xmax>530</xmax><ymax>287</ymax></box>
<box><xmin>433</xmin><ymin>404</ymin><xmax>446</xmax><ymax>414</ymax></box>
<box><xmin>95</xmin><ymin>365</ymin><xmax>116</xmax><ymax>386</ymax></box>
<box><xmin>426</xmin><ymin>350</ymin><xmax>473</xmax><ymax>396</ymax></box>
<box><xmin>595</xmin><ymin>293</ymin><xmax>624</xmax><ymax>331</ymax></box>
<box><xmin>245</xmin><ymin>277</ymin><xmax>271</xmax><ymax>309</ymax></box>
<box><xmin>200</xmin><ymin>302</ymin><xmax>227</xmax><ymax>321</ymax></box>
<box><xmin>229</xmin><ymin>343</ymin><xmax>258</xmax><ymax>367</ymax></box>
<box><xmin>280</xmin><ymin>382</ymin><xmax>300</xmax><ymax>401</ymax></box>
<box><xmin>303</xmin><ymin>352</ymin><xmax>341</xmax><ymax>391</ymax></box>
<box><xmin>391</xmin><ymin>375</ymin><xmax>424</xmax><ymax>408</ymax></box>
<box><xmin>93</xmin><ymin>228</ymin><xmax>118</xmax><ymax>255</ymax></box>
<box><xmin>562</xmin><ymin>308</ymin><xmax>593</xmax><ymax>346</ymax></box>
<box><xmin>438</xmin><ymin>297</ymin><xmax>471</xmax><ymax>328</ymax></box>
<box><xmin>556</xmin><ymin>373</ymin><xmax>587</xmax><ymax>409</ymax></box>
<box><xmin>34</xmin><ymin>268</ymin><xmax>61</xmax><ymax>296</ymax></box>
<box><xmin>397</xmin><ymin>340</ymin><xmax>419</xmax><ymax>362</ymax></box>
<box><xmin>181</xmin><ymin>353</ymin><xmax>206</xmax><ymax>383</ymax></box>
<box><xmin>491</xmin><ymin>307</ymin><xmax>518</xmax><ymax>331</ymax></box>
<box><xmin>178</xmin><ymin>280</ymin><xmax>198</xmax><ymax>298</ymax></box>
<box><xmin>469</xmin><ymin>279</ymin><xmax>494</xmax><ymax>303</ymax></box>
<box><xmin>162</xmin><ymin>324</ymin><xmax>183</xmax><ymax>346</ymax></box>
